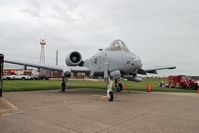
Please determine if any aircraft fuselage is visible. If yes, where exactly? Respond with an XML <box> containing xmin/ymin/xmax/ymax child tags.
<box><xmin>84</xmin><ymin>49</ymin><xmax>143</xmax><ymax>76</ymax></box>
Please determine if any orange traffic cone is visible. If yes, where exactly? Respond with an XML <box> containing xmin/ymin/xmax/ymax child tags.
<box><xmin>124</xmin><ymin>83</ymin><xmax>127</xmax><ymax>90</ymax></box>
<box><xmin>147</xmin><ymin>83</ymin><xmax>151</xmax><ymax>92</ymax></box>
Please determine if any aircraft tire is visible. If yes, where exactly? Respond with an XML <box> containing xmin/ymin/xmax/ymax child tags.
<box><xmin>191</xmin><ymin>84</ymin><xmax>198</xmax><ymax>90</ymax></box>
<box><xmin>61</xmin><ymin>82</ymin><xmax>66</xmax><ymax>91</ymax></box>
<box><xmin>108</xmin><ymin>92</ymin><xmax>114</xmax><ymax>101</ymax></box>
<box><xmin>116</xmin><ymin>83</ymin><xmax>123</xmax><ymax>92</ymax></box>
<box><xmin>119</xmin><ymin>83</ymin><xmax>123</xmax><ymax>92</ymax></box>
<box><xmin>116</xmin><ymin>87</ymin><xmax>120</xmax><ymax>92</ymax></box>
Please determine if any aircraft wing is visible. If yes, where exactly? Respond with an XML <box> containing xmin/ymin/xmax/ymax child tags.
<box><xmin>139</xmin><ymin>66</ymin><xmax>176</xmax><ymax>74</ymax></box>
<box><xmin>4</xmin><ymin>59</ymin><xmax>90</xmax><ymax>73</ymax></box>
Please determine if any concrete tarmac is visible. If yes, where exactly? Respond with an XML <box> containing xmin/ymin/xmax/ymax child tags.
<box><xmin>0</xmin><ymin>88</ymin><xmax>199</xmax><ymax>133</ymax></box>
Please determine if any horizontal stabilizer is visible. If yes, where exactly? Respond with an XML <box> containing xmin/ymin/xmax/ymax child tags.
<box><xmin>141</xmin><ymin>66</ymin><xmax>176</xmax><ymax>74</ymax></box>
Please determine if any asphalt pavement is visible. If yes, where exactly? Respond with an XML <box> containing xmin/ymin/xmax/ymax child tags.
<box><xmin>0</xmin><ymin>88</ymin><xmax>199</xmax><ymax>133</ymax></box>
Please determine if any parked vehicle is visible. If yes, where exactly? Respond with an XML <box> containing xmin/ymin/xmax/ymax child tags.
<box><xmin>3</xmin><ymin>74</ymin><xmax>32</xmax><ymax>80</ymax></box>
<box><xmin>186</xmin><ymin>76</ymin><xmax>199</xmax><ymax>90</ymax></box>
<box><xmin>169</xmin><ymin>75</ymin><xmax>199</xmax><ymax>90</ymax></box>
<box><xmin>38</xmin><ymin>75</ymin><xmax>49</xmax><ymax>80</ymax></box>
<box><xmin>3</xmin><ymin>74</ymin><xmax>13</xmax><ymax>80</ymax></box>
<box><xmin>30</xmin><ymin>75</ymin><xmax>49</xmax><ymax>80</ymax></box>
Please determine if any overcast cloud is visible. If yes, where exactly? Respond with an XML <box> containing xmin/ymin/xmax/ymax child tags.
<box><xmin>0</xmin><ymin>0</ymin><xmax>199</xmax><ymax>76</ymax></box>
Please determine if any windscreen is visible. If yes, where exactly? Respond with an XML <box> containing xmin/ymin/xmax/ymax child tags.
<box><xmin>107</xmin><ymin>40</ymin><xmax>130</xmax><ymax>52</ymax></box>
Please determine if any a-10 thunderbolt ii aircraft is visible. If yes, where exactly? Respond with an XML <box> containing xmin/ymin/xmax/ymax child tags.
<box><xmin>4</xmin><ymin>40</ymin><xmax>176</xmax><ymax>101</ymax></box>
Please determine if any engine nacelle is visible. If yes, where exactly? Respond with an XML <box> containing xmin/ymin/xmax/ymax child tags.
<box><xmin>65</xmin><ymin>51</ymin><xmax>83</xmax><ymax>66</ymax></box>
<box><xmin>110</xmin><ymin>70</ymin><xmax>121</xmax><ymax>78</ymax></box>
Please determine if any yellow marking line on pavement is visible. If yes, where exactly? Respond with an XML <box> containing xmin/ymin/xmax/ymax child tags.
<box><xmin>91</xmin><ymin>94</ymin><xmax>107</xmax><ymax>99</ymax></box>
<box><xmin>0</xmin><ymin>98</ymin><xmax>22</xmax><ymax>116</ymax></box>
<box><xmin>63</xmin><ymin>100</ymin><xmax>71</xmax><ymax>104</ymax></box>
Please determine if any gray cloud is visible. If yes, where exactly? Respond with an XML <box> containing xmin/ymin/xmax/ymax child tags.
<box><xmin>0</xmin><ymin>0</ymin><xmax>199</xmax><ymax>75</ymax></box>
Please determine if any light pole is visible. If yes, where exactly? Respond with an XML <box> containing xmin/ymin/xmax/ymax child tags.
<box><xmin>0</xmin><ymin>54</ymin><xmax>4</xmax><ymax>97</ymax></box>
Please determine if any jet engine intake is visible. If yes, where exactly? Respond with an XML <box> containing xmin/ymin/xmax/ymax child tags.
<box><xmin>109</xmin><ymin>70</ymin><xmax>121</xmax><ymax>78</ymax></box>
<box><xmin>65</xmin><ymin>51</ymin><xmax>83</xmax><ymax>66</ymax></box>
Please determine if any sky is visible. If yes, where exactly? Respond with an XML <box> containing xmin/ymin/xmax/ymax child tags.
<box><xmin>0</xmin><ymin>0</ymin><xmax>199</xmax><ymax>76</ymax></box>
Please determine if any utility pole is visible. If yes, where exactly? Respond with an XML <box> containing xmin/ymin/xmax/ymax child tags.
<box><xmin>56</xmin><ymin>50</ymin><xmax>58</xmax><ymax>65</ymax></box>
<box><xmin>0</xmin><ymin>54</ymin><xmax>4</xmax><ymax>97</ymax></box>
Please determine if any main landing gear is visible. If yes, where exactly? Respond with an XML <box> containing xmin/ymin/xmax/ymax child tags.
<box><xmin>115</xmin><ymin>78</ymin><xmax>123</xmax><ymax>92</ymax></box>
<box><xmin>61</xmin><ymin>75</ymin><xmax>122</xmax><ymax>101</ymax></box>
<box><xmin>104</xmin><ymin>77</ymin><xmax>124</xmax><ymax>101</ymax></box>
<box><xmin>61</xmin><ymin>77</ymin><xmax>68</xmax><ymax>92</ymax></box>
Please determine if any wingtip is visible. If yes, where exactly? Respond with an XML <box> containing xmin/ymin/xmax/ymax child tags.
<box><xmin>169</xmin><ymin>67</ymin><xmax>176</xmax><ymax>69</ymax></box>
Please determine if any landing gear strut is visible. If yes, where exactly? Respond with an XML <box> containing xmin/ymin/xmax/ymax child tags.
<box><xmin>104</xmin><ymin>76</ymin><xmax>114</xmax><ymax>101</ymax></box>
<box><xmin>115</xmin><ymin>78</ymin><xmax>123</xmax><ymax>92</ymax></box>
<box><xmin>61</xmin><ymin>77</ymin><xmax>68</xmax><ymax>92</ymax></box>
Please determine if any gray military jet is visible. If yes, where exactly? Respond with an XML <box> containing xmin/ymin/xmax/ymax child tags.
<box><xmin>4</xmin><ymin>40</ymin><xmax>176</xmax><ymax>101</ymax></box>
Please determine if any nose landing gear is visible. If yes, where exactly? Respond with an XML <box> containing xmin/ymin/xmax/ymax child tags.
<box><xmin>108</xmin><ymin>91</ymin><xmax>113</xmax><ymax>101</ymax></box>
<box><xmin>104</xmin><ymin>76</ymin><xmax>114</xmax><ymax>101</ymax></box>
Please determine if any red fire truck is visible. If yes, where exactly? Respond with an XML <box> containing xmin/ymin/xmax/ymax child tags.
<box><xmin>169</xmin><ymin>75</ymin><xmax>199</xmax><ymax>90</ymax></box>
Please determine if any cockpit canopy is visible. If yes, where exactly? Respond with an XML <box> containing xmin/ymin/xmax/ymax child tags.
<box><xmin>106</xmin><ymin>40</ymin><xmax>130</xmax><ymax>52</ymax></box>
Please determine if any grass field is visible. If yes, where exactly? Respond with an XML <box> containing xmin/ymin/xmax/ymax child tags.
<box><xmin>2</xmin><ymin>78</ymin><xmax>197</xmax><ymax>93</ymax></box>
